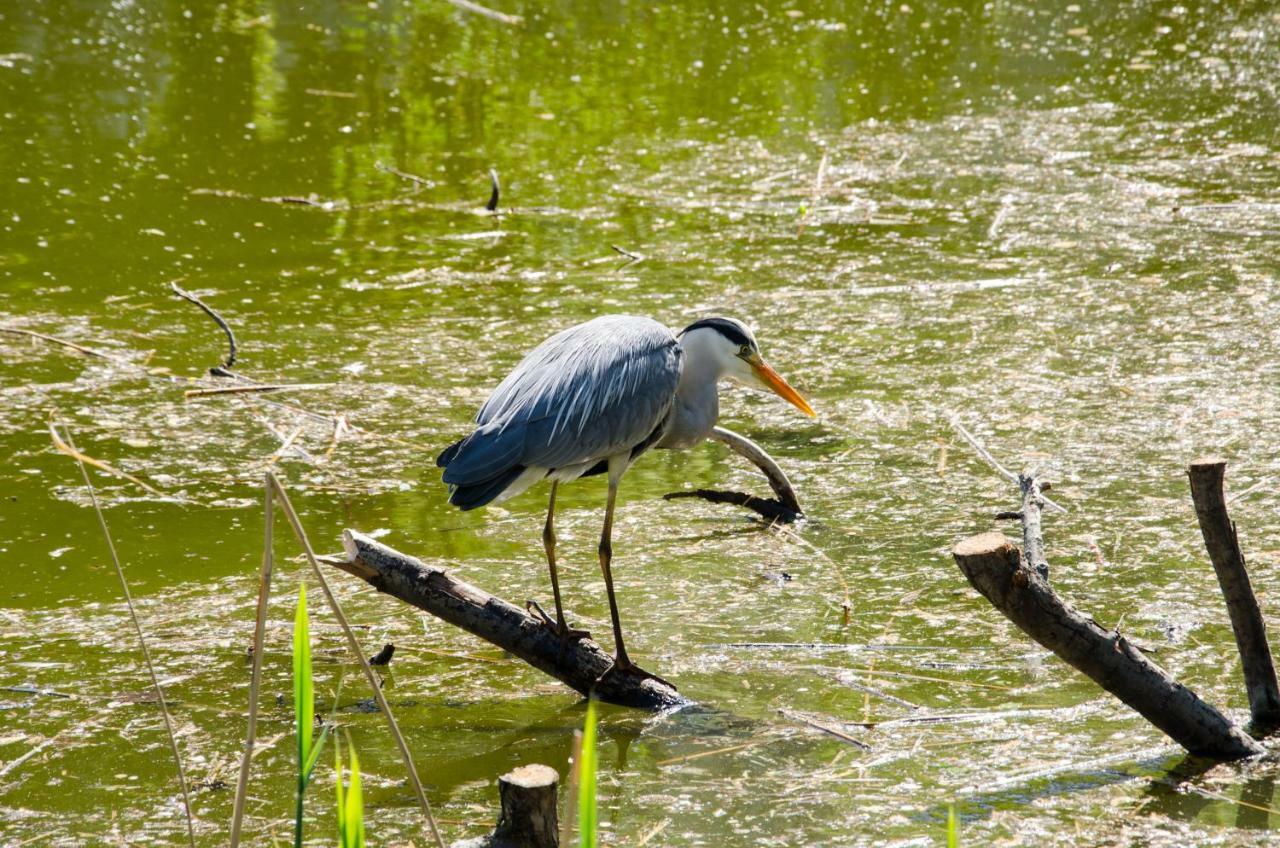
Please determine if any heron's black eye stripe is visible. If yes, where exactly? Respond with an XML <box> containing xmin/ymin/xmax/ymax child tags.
<box><xmin>681</xmin><ymin>317</ymin><xmax>754</xmax><ymax>349</ymax></box>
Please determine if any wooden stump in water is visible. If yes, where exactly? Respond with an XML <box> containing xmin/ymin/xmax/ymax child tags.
<box><xmin>454</xmin><ymin>764</ymin><xmax>559</xmax><ymax>848</ymax></box>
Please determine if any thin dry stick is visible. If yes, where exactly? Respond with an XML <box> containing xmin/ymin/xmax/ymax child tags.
<box><xmin>48</xmin><ymin>422</ymin><xmax>162</xmax><ymax>496</ymax></box>
<box><xmin>56</xmin><ymin>425</ymin><xmax>195</xmax><ymax>848</ymax></box>
<box><xmin>267</xmin><ymin>472</ymin><xmax>446</xmax><ymax>848</ymax></box>
<box><xmin>0</xmin><ymin>326</ymin><xmax>114</xmax><ymax>360</ymax></box>
<box><xmin>446</xmin><ymin>0</ymin><xmax>524</xmax><ymax>27</ymax></box>
<box><xmin>185</xmin><ymin>384</ymin><xmax>332</xmax><ymax>399</ymax></box>
<box><xmin>229</xmin><ymin>478</ymin><xmax>274</xmax><ymax>848</ymax></box>
<box><xmin>559</xmin><ymin>729</ymin><xmax>583</xmax><ymax>848</ymax></box>
<box><xmin>376</xmin><ymin>161</ymin><xmax>432</xmax><ymax>188</ymax></box>
<box><xmin>797</xmin><ymin>149</ymin><xmax>829</xmax><ymax>236</ymax></box>
<box><xmin>169</xmin><ymin>280</ymin><xmax>238</xmax><ymax>374</ymax></box>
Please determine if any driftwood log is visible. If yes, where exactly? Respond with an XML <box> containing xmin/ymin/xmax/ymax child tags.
<box><xmin>1188</xmin><ymin>457</ymin><xmax>1280</xmax><ymax>732</ymax></box>
<box><xmin>455</xmin><ymin>764</ymin><xmax>559</xmax><ymax>848</ymax></box>
<box><xmin>953</xmin><ymin>468</ymin><xmax>1267</xmax><ymax>760</ymax></box>
<box><xmin>663</xmin><ymin>426</ymin><xmax>803</xmax><ymax>523</ymax></box>
<box><xmin>322</xmin><ymin>532</ymin><xmax>686</xmax><ymax>710</ymax></box>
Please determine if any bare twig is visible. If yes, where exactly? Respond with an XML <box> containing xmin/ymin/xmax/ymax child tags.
<box><xmin>797</xmin><ymin>149</ymin><xmax>829</xmax><ymax>236</ymax></box>
<box><xmin>48</xmin><ymin>422</ymin><xmax>161</xmax><ymax>496</ymax></box>
<box><xmin>610</xmin><ymin>244</ymin><xmax>643</xmax><ymax>263</ymax></box>
<box><xmin>376</xmin><ymin>161</ymin><xmax>433</xmax><ymax>188</ymax></box>
<box><xmin>229</xmin><ymin>478</ymin><xmax>274</xmax><ymax>847</ymax></box>
<box><xmin>55</xmin><ymin>425</ymin><xmax>196</xmax><ymax>847</ymax></box>
<box><xmin>0</xmin><ymin>327</ymin><xmax>115</xmax><ymax>360</ymax></box>
<box><xmin>169</xmin><ymin>280</ymin><xmax>238</xmax><ymax>375</ymax></box>
<box><xmin>946</xmin><ymin>415</ymin><xmax>1066</xmax><ymax>514</ymax></box>
<box><xmin>184</xmin><ymin>383</ymin><xmax>332</xmax><ymax>399</ymax></box>
<box><xmin>446</xmin><ymin>0</ymin><xmax>524</xmax><ymax>27</ymax></box>
<box><xmin>268</xmin><ymin>473</ymin><xmax>447</xmax><ymax>848</ymax></box>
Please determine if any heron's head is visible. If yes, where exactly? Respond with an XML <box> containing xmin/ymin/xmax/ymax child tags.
<box><xmin>678</xmin><ymin>317</ymin><xmax>816</xmax><ymax>417</ymax></box>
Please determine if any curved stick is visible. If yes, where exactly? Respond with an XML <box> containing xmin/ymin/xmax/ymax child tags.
<box><xmin>707</xmin><ymin>426</ymin><xmax>803</xmax><ymax>515</ymax></box>
<box><xmin>169</xmin><ymin>280</ymin><xmax>238</xmax><ymax>375</ymax></box>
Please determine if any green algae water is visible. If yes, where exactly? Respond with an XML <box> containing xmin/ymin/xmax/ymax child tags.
<box><xmin>2</xmin><ymin>1</ymin><xmax>1280</xmax><ymax>844</ymax></box>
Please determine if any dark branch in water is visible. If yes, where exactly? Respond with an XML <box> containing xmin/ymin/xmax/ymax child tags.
<box><xmin>486</xmin><ymin>168</ymin><xmax>500</xmax><ymax>212</ymax></box>
<box><xmin>664</xmin><ymin>427</ymin><xmax>803</xmax><ymax>522</ymax></box>
<box><xmin>663</xmin><ymin>489</ymin><xmax>798</xmax><ymax>523</ymax></box>
<box><xmin>610</xmin><ymin>244</ymin><xmax>643</xmax><ymax>263</ymax></box>
<box><xmin>321</xmin><ymin>532</ymin><xmax>687</xmax><ymax>710</ymax></box>
<box><xmin>1188</xmin><ymin>457</ymin><xmax>1280</xmax><ymax>733</ymax></box>
<box><xmin>169</xmin><ymin>280</ymin><xmax>238</xmax><ymax>376</ymax></box>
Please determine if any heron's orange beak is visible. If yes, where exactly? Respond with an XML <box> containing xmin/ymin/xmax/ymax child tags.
<box><xmin>750</xmin><ymin>356</ymin><xmax>816</xmax><ymax>418</ymax></box>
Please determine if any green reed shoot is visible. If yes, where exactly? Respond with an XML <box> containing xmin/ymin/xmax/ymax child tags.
<box><xmin>294</xmin><ymin>582</ymin><xmax>332</xmax><ymax>848</ymax></box>
<box><xmin>577</xmin><ymin>698</ymin><xmax>599</xmax><ymax>848</ymax></box>
<box><xmin>335</xmin><ymin>736</ymin><xmax>367</xmax><ymax>848</ymax></box>
<box><xmin>946</xmin><ymin>803</ymin><xmax>959</xmax><ymax>847</ymax></box>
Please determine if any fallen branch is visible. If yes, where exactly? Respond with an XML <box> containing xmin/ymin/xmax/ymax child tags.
<box><xmin>169</xmin><ymin>280</ymin><xmax>238</xmax><ymax>376</ymax></box>
<box><xmin>1188</xmin><ymin>457</ymin><xmax>1280</xmax><ymax>732</ymax></box>
<box><xmin>663</xmin><ymin>426</ymin><xmax>803</xmax><ymax>522</ymax></box>
<box><xmin>325</xmin><ymin>531</ymin><xmax>686</xmax><ymax>710</ymax></box>
<box><xmin>953</xmin><ymin>529</ymin><xmax>1262</xmax><ymax>760</ymax></box>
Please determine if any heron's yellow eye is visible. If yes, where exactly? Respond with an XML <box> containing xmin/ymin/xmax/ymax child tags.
<box><xmin>738</xmin><ymin>345</ymin><xmax>751</xmax><ymax>358</ymax></box>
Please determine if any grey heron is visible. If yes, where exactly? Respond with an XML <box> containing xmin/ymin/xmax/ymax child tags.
<box><xmin>437</xmin><ymin>315</ymin><xmax>815</xmax><ymax>683</ymax></box>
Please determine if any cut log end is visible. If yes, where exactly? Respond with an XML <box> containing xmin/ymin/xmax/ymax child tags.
<box><xmin>503</xmin><ymin>763</ymin><xmax>557</xmax><ymax>790</ymax></box>
<box><xmin>953</xmin><ymin>531</ymin><xmax>1014</xmax><ymax>560</ymax></box>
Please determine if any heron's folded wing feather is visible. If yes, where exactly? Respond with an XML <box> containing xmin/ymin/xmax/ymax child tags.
<box><xmin>477</xmin><ymin>316</ymin><xmax>683</xmax><ymax>470</ymax></box>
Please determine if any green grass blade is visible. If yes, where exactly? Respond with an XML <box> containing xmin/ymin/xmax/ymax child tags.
<box><xmin>294</xmin><ymin>581</ymin><xmax>314</xmax><ymax>772</ymax></box>
<box><xmin>946</xmin><ymin>803</ymin><xmax>959</xmax><ymax>848</ymax></box>
<box><xmin>346</xmin><ymin>746</ymin><xmax>365</xmax><ymax>848</ymax></box>
<box><xmin>577</xmin><ymin>698</ymin><xmax>598</xmax><ymax>848</ymax></box>
<box><xmin>303</xmin><ymin>723</ymin><xmax>331</xmax><ymax>784</ymax></box>
<box><xmin>335</xmin><ymin>735</ymin><xmax>347</xmax><ymax>848</ymax></box>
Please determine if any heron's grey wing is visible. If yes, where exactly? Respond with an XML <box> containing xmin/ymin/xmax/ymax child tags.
<box><xmin>445</xmin><ymin>316</ymin><xmax>681</xmax><ymax>481</ymax></box>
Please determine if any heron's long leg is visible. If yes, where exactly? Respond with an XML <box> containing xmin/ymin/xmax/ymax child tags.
<box><xmin>543</xmin><ymin>481</ymin><xmax>569</xmax><ymax>632</ymax></box>
<box><xmin>598</xmin><ymin>472</ymin><xmax>633</xmax><ymax>668</ymax></box>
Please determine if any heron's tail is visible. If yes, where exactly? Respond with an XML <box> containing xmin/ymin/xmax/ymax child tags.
<box><xmin>437</xmin><ymin>423</ymin><xmax>530</xmax><ymax>511</ymax></box>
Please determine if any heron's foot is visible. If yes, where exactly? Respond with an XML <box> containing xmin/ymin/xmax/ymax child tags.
<box><xmin>595</xmin><ymin>655</ymin><xmax>678</xmax><ymax>691</ymax></box>
<box><xmin>526</xmin><ymin>600</ymin><xmax>592</xmax><ymax>645</ymax></box>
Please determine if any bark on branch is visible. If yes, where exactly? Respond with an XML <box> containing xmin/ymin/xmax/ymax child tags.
<box><xmin>954</xmin><ymin>531</ymin><xmax>1262</xmax><ymax>760</ymax></box>
<box><xmin>325</xmin><ymin>531</ymin><xmax>686</xmax><ymax>710</ymax></box>
<box><xmin>1188</xmin><ymin>457</ymin><xmax>1280</xmax><ymax>731</ymax></box>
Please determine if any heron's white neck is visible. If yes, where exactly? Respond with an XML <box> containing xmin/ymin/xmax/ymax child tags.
<box><xmin>658</xmin><ymin>327</ymin><xmax>730</xmax><ymax>449</ymax></box>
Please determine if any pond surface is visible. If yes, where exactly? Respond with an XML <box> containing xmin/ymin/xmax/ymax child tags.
<box><xmin>3</xmin><ymin>0</ymin><xmax>1280</xmax><ymax>844</ymax></box>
